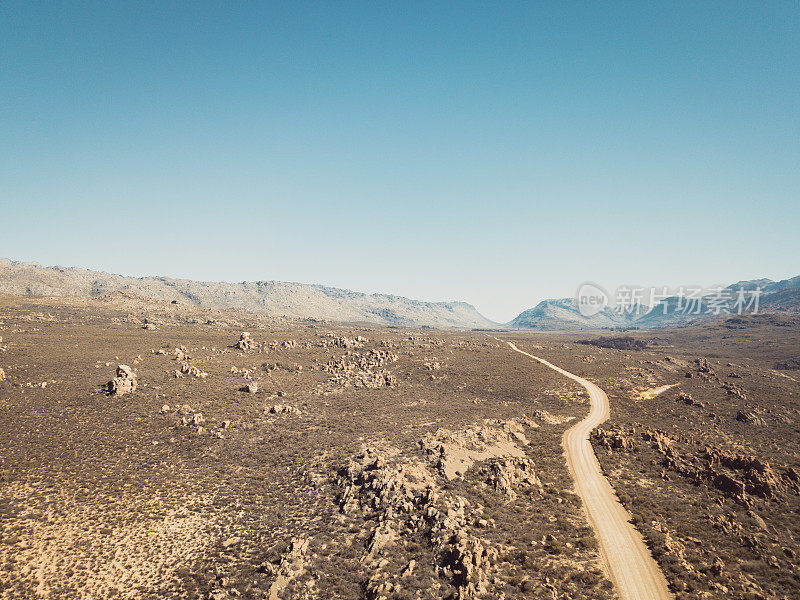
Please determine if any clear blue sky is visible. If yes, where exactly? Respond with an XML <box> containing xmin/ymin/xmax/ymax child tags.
<box><xmin>1</xmin><ymin>2</ymin><xmax>798</xmax><ymax>322</ymax></box>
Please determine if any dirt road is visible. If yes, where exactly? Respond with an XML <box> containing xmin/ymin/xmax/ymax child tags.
<box><xmin>505</xmin><ymin>341</ymin><xmax>673</xmax><ymax>600</ymax></box>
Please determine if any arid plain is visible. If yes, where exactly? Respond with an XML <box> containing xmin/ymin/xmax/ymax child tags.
<box><xmin>0</xmin><ymin>293</ymin><xmax>798</xmax><ymax>600</ymax></box>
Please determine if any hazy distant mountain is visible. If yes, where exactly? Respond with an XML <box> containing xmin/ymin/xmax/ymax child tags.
<box><xmin>761</xmin><ymin>276</ymin><xmax>800</xmax><ymax>312</ymax></box>
<box><xmin>633</xmin><ymin>296</ymin><xmax>713</xmax><ymax>328</ymax></box>
<box><xmin>510</xmin><ymin>275</ymin><xmax>800</xmax><ymax>330</ymax></box>
<box><xmin>724</xmin><ymin>278</ymin><xmax>774</xmax><ymax>292</ymax></box>
<box><xmin>0</xmin><ymin>258</ymin><xmax>495</xmax><ymax>329</ymax></box>
<box><xmin>639</xmin><ymin>276</ymin><xmax>800</xmax><ymax>327</ymax></box>
<box><xmin>508</xmin><ymin>298</ymin><xmax>633</xmax><ymax>330</ymax></box>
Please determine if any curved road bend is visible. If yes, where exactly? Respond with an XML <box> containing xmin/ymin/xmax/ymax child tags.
<box><xmin>504</xmin><ymin>340</ymin><xmax>673</xmax><ymax>600</ymax></box>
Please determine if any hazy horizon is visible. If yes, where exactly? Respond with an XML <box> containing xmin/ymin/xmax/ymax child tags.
<box><xmin>2</xmin><ymin>3</ymin><xmax>798</xmax><ymax>321</ymax></box>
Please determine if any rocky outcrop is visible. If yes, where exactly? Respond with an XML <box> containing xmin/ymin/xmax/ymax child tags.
<box><xmin>723</xmin><ymin>381</ymin><xmax>746</xmax><ymax>399</ymax></box>
<box><xmin>695</xmin><ymin>358</ymin><xmax>715</xmax><ymax>375</ymax></box>
<box><xmin>337</xmin><ymin>447</ymin><xmax>437</xmax><ymax>517</ymax></box>
<box><xmin>336</xmin><ymin>445</ymin><xmax>504</xmax><ymax>600</ymax></box>
<box><xmin>335</xmin><ymin>424</ymin><xmax>541</xmax><ymax>600</ymax></box>
<box><xmin>594</xmin><ymin>427</ymin><xmax>637</xmax><ymax>451</ymax></box>
<box><xmin>650</xmin><ymin>520</ymin><xmax>695</xmax><ymax>573</ymax></box>
<box><xmin>324</xmin><ymin>349</ymin><xmax>398</xmax><ymax>388</ymax></box>
<box><xmin>594</xmin><ymin>426</ymin><xmax>800</xmax><ymax>502</ymax></box>
<box><xmin>531</xmin><ymin>409</ymin><xmax>575</xmax><ymax>426</ymax></box>
<box><xmin>482</xmin><ymin>457</ymin><xmax>543</xmax><ymax>501</ymax></box>
<box><xmin>264</xmin><ymin>536</ymin><xmax>310</xmax><ymax>600</ymax></box>
<box><xmin>735</xmin><ymin>409</ymin><xmax>765</xmax><ymax>426</ymax></box>
<box><xmin>319</xmin><ymin>334</ymin><xmax>367</xmax><ymax>349</ymax></box>
<box><xmin>420</xmin><ymin>419</ymin><xmax>531</xmax><ymax>480</ymax></box>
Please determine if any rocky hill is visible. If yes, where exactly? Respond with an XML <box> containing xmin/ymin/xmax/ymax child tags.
<box><xmin>0</xmin><ymin>259</ymin><xmax>495</xmax><ymax>329</ymax></box>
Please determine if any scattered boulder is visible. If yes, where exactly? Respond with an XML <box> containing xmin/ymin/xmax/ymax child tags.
<box><xmin>401</xmin><ymin>559</ymin><xmax>416</xmax><ymax>577</ymax></box>
<box><xmin>236</xmin><ymin>332</ymin><xmax>254</xmax><ymax>351</ymax></box>
<box><xmin>221</xmin><ymin>536</ymin><xmax>241</xmax><ymax>550</ymax></box>
<box><xmin>106</xmin><ymin>365</ymin><xmax>137</xmax><ymax>396</ymax></box>
<box><xmin>723</xmin><ymin>382</ymin><xmax>746</xmax><ymax>399</ymax></box>
<box><xmin>268</xmin><ymin>404</ymin><xmax>301</xmax><ymax>416</ymax></box>
<box><xmin>179</xmin><ymin>362</ymin><xmax>208</xmax><ymax>378</ymax></box>
<box><xmin>736</xmin><ymin>410</ymin><xmax>765</xmax><ymax>426</ymax></box>
<box><xmin>320</xmin><ymin>334</ymin><xmax>367</xmax><ymax>349</ymax></box>
<box><xmin>676</xmin><ymin>391</ymin><xmax>706</xmax><ymax>407</ymax></box>
<box><xmin>532</xmin><ymin>409</ymin><xmax>574</xmax><ymax>425</ymax></box>
<box><xmin>695</xmin><ymin>358</ymin><xmax>715</xmax><ymax>374</ymax></box>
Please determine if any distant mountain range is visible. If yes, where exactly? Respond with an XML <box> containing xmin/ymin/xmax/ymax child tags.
<box><xmin>1</xmin><ymin>258</ymin><xmax>797</xmax><ymax>330</ymax></box>
<box><xmin>509</xmin><ymin>276</ymin><xmax>800</xmax><ymax>330</ymax></box>
<box><xmin>0</xmin><ymin>258</ymin><xmax>494</xmax><ymax>329</ymax></box>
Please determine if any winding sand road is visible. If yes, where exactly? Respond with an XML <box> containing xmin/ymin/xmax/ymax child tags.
<box><xmin>504</xmin><ymin>341</ymin><xmax>673</xmax><ymax>600</ymax></box>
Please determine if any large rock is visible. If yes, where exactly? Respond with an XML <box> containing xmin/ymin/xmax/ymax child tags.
<box><xmin>714</xmin><ymin>473</ymin><xmax>745</xmax><ymax>497</ymax></box>
<box><xmin>107</xmin><ymin>364</ymin><xmax>137</xmax><ymax>396</ymax></box>
<box><xmin>736</xmin><ymin>410</ymin><xmax>765</xmax><ymax>426</ymax></box>
<box><xmin>266</xmin><ymin>536</ymin><xmax>310</xmax><ymax>600</ymax></box>
<box><xmin>236</xmin><ymin>332</ymin><xmax>254</xmax><ymax>351</ymax></box>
